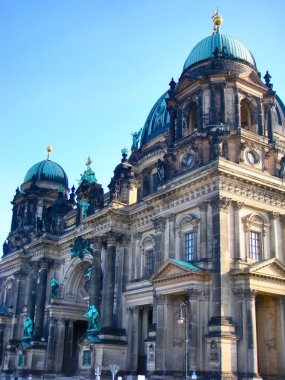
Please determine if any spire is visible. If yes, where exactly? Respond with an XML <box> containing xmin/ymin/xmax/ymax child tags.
<box><xmin>212</xmin><ymin>10</ymin><xmax>223</xmax><ymax>35</ymax></box>
<box><xmin>46</xmin><ymin>145</ymin><xmax>52</xmax><ymax>160</ymax></box>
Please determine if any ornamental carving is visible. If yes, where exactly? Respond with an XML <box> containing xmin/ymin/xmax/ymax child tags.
<box><xmin>233</xmin><ymin>288</ymin><xmax>258</xmax><ymax>300</ymax></box>
<box><xmin>152</xmin><ymin>217</ymin><xmax>166</xmax><ymax>232</ymax></box>
<box><xmin>210</xmin><ymin>196</ymin><xmax>230</xmax><ymax>213</ymax></box>
<box><xmin>70</xmin><ymin>236</ymin><xmax>93</xmax><ymax>260</ymax></box>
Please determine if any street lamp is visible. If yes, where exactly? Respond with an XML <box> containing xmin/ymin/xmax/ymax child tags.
<box><xmin>94</xmin><ymin>364</ymin><xmax>101</xmax><ymax>380</ymax></box>
<box><xmin>109</xmin><ymin>364</ymin><xmax>120</xmax><ymax>380</ymax></box>
<box><xmin>177</xmin><ymin>301</ymin><xmax>189</xmax><ymax>380</ymax></box>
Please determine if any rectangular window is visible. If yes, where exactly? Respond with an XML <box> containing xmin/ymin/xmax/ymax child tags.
<box><xmin>145</xmin><ymin>250</ymin><xmax>154</xmax><ymax>276</ymax></box>
<box><xmin>249</xmin><ymin>231</ymin><xmax>260</xmax><ymax>260</ymax></box>
<box><xmin>83</xmin><ymin>350</ymin><xmax>91</xmax><ymax>366</ymax></box>
<box><xmin>185</xmin><ymin>232</ymin><xmax>194</xmax><ymax>261</ymax></box>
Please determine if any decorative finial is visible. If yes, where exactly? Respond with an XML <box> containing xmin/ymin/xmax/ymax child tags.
<box><xmin>86</xmin><ymin>156</ymin><xmax>92</xmax><ymax>170</ymax></box>
<box><xmin>212</xmin><ymin>10</ymin><xmax>223</xmax><ymax>34</ymax></box>
<box><xmin>46</xmin><ymin>145</ymin><xmax>52</xmax><ymax>160</ymax></box>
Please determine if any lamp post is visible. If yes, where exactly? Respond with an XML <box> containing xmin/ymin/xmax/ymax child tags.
<box><xmin>177</xmin><ymin>300</ymin><xmax>189</xmax><ymax>380</ymax></box>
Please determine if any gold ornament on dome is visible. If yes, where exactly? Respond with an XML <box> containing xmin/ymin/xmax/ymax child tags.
<box><xmin>46</xmin><ymin>145</ymin><xmax>53</xmax><ymax>160</ymax></box>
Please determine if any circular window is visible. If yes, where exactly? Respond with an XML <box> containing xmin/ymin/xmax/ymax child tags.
<box><xmin>247</xmin><ymin>150</ymin><xmax>259</xmax><ymax>165</ymax></box>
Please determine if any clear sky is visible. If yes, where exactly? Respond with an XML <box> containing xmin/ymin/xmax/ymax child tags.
<box><xmin>0</xmin><ymin>0</ymin><xmax>285</xmax><ymax>249</ymax></box>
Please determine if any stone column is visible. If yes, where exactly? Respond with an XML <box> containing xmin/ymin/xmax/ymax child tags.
<box><xmin>33</xmin><ymin>258</ymin><xmax>50</xmax><ymax>340</ymax></box>
<box><xmin>257</xmin><ymin>99</ymin><xmax>264</xmax><ymax>135</ymax></box>
<box><xmin>128</xmin><ymin>306</ymin><xmax>139</xmax><ymax>373</ymax></box>
<box><xmin>210</xmin><ymin>84</ymin><xmax>216</xmax><ymax>125</ymax></box>
<box><xmin>235</xmin><ymin>91</ymin><xmax>240</xmax><ymax>128</ymax></box>
<box><xmin>155</xmin><ymin>294</ymin><xmax>168</xmax><ymax>372</ymax></box>
<box><xmin>280</xmin><ymin>216</ymin><xmax>285</xmax><ymax>263</ymax></box>
<box><xmin>63</xmin><ymin>319</ymin><xmax>74</xmax><ymax>375</ymax></box>
<box><xmin>116</xmin><ymin>235</ymin><xmax>130</xmax><ymax>328</ymax></box>
<box><xmin>101</xmin><ymin>232</ymin><xmax>117</xmax><ymax>329</ymax></box>
<box><xmin>199</xmin><ymin>202</ymin><xmax>208</xmax><ymax>261</ymax></box>
<box><xmin>46</xmin><ymin>317</ymin><xmax>56</xmax><ymax>372</ymax></box>
<box><xmin>277</xmin><ymin>296</ymin><xmax>285</xmax><ymax>376</ymax></box>
<box><xmin>153</xmin><ymin>217</ymin><xmax>166</xmax><ymax>271</ymax></box>
<box><xmin>54</xmin><ymin>318</ymin><xmax>66</xmax><ymax>373</ymax></box>
<box><xmin>168</xmin><ymin>214</ymin><xmax>176</xmax><ymax>259</ymax></box>
<box><xmin>210</xmin><ymin>196</ymin><xmax>230</xmax><ymax>317</ymax></box>
<box><xmin>188</xmin><ymin>289</ymin><xmax>199</xmax><ymax>371</ymax></box>
<box><xmin>169</xmin><ymin>107</ymin><xmax>176</xmax><ymax>145</ymax></box>
<box><xmin>0</xmin><ymin>323</ymin><xmax>4</xmax><ymax>366</ymax></box>
<box><xmin>220</xmin><ymin>84</ymin><xmax>226</xmax><ymax>124</ymax></box>
<box><xmin>233</xmin><ymin>201</ymin><xmax>243</xmax><ymax>260</ymax></box>
<box><xmin>233</xmin><ymin>289</ymin><xmax>246</xmax><ymax>374</ymax></box>
<box><xmin>269</xmin><ymin>212</ymin><xmax>278</xmax><ymax>259</ymax></box>
<box><xmin>89</xmin><ymin>237</ymin><xmax>102</xmax><ymax>308</ymax></box>
<box><xmin>26</xmin><ymin>262</ymin><xmax>38</xmax><ymax>321</ymax></box>
<box><xmin>267</xmin><ymin>104</ymin><xmax>274</xmax><ymax>143</ymax></box>
<box><xmin>245</xmin><ymin>290</ymin><xmax>259</xmax><ymax>377</ymax></box>
<box><xmin>197</xmin><ymin>93</ymin><xmax>203</xmax><ymax>131</ymax></box>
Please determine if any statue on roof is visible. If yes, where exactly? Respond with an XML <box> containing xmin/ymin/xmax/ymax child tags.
<box><xmin>131</xmin><ymin>129</ymin><xmax>142</xmax><ymax>151</ymax></box>
<box><xmin>78</xmin><ymin>157</ymin><xmax>97</xmax><ymax>185</ymax></box>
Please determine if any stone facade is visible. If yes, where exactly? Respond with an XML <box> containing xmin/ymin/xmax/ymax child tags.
<box><xmin>1</xmin><ymin>17</ymin><xmax>285</xmax><ymax>380</ymax></box>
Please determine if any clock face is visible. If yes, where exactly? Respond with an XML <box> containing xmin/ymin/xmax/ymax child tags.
<box><xmin>247</xmin><ymin>150</ymin><xmax>258</xmax><ymax>165</ymax></box>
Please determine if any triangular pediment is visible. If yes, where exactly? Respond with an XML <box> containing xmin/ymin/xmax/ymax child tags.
<box><xmin>236</xmin><ymin>71</ymin><xmax>267</xmax><ymax>92</ymax></box>
<box><xmin>150</xmin><ymin>259</ymin><xmax>210</xmax><ymax>285</ymax></box>
<box><xmin>235</xmin><ymin>258</ymin><xmax>285</xmax><ymax>280</ymax></box>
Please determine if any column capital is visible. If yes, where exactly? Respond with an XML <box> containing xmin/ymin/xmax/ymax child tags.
<box><xmin>210</xmin><ymin>196</ymin><xmax>230</xmax><ymax>213</ymax></box>
<box><xmin>152</xmin><ymin>217</ymin><xmax>166</xmax><ymax>232</ymax></box>
<box><xmin>232</xmin><ymin>201</ymin><xmax>244</xmax><ymax>210</ymax></box>
<box><xmin>38</xmin><ymin>257</ymin><xmax>52</xmax><ymax>270</ymax></box>
<box><xmin>121</xmin><ymin>234</ymin><xmax>131</xmax><ymax>247</ymax></box>
<box><xmin>133</xmin><ymin>231</ymin><xmax>142</xmax><ymax>241</ymax></box>
<box><xmin>155</xmin><ymin>294</ymin><xmax>168</xmax><ymax>305</ymax></box>
<box><xmin>106</xmin><ymin>231</ymin><xmax>121</xmax><ymax>246</ymax></box>
<box><xmin>168</xmin><ymin>213</ymin><xmax>176</xmax><ymax>223</ymax></box>
<box><xmin>187</xmin><ymin>289</ymin><xmax>200</xmax><ymax>300</ymax></box>
<box><xmin>233</xmin><ymin>288</ymin><xmax>258</xmax><ymax>300</ymax></box>
<box><xmin>199</xmin><ymin>202</ymin><xmax>208</xmax><ymax>212</ymax></box>
<box><xmin>269</xmin><ymin>211</ymin><xmax>279</xmax><ymax>221</ymax></box>
<box><xmin>92</xmin><ymin>236</ymin><xmax>104</xmax><ymax>250</ymax></box>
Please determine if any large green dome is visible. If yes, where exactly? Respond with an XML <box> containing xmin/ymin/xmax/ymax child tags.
<box><xmin>24</xmin><ymin>159</ymin><xmax>68</xmax><ymax>188</ymax></box>
<box><xmin>183</xmin><ymin>31</ymin><xmax>256</xmax><ymax>70</ymax></box>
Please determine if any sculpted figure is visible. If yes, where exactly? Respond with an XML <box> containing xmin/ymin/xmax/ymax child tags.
<box><xmin>23</xmin><ymin>316</ymin><xmax>33</xmax><ymax>338</ymax></box>
<box><xmin>84</xmin><ymin>305</ymin><xmax>100</xmax><ymax>331</ymax></box>
<box><xmin>50</xmin><ymin>278</ymin><xmax>60</xmax><ymax>299</ymax></box>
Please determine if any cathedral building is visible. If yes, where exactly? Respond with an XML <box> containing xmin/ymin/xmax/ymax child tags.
<box><xmin>1</xmin><ymin>13</ymin><xmax>285</xmax><ymax>380</ymax></box>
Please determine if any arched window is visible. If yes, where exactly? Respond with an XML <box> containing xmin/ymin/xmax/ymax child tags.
<box><xmin>240</xmin><ymin>99</ymin><xmax>252</xmax><ymax>130</ymax></box>
<box><xmin>139</xmin><ymin>235</ymin><xmax>155</xmax><ymax>278</ymax></box>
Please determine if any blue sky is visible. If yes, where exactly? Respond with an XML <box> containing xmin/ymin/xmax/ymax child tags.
<box><xmin>1</xmin><ymin>0</ymin><xmax>285</xmax><ymax>247</ymax></box>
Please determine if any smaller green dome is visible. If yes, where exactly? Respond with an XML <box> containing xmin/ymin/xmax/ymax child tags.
<box><xmin>24</xmin><ymin>160</ymin><xmax>68</xmax><ymax>188</ymax></box>
<box><xmin>183</xmin><ymin>31</ymin><xmax>256</xmax><ymax>70</ymax></box>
